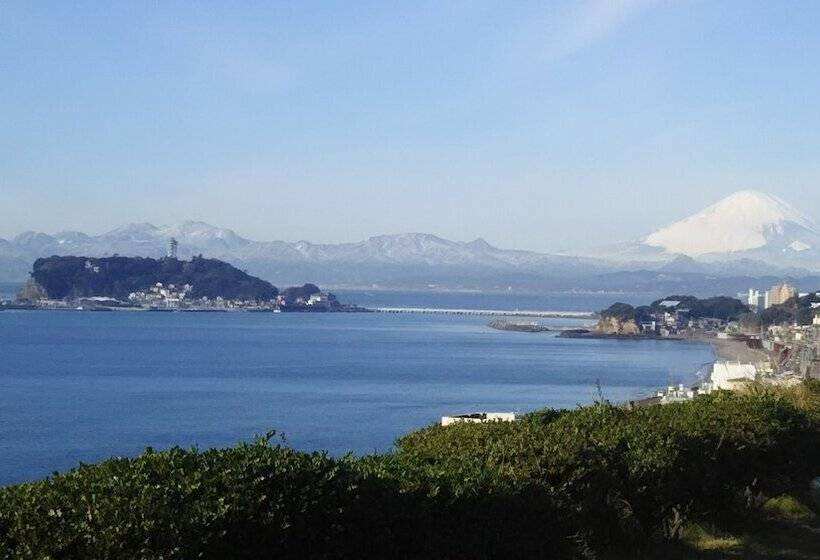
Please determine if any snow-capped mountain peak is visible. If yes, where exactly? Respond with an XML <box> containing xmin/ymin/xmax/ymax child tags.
<box><xmin>158</xmin><ymin>221</ymin><xmax>248</xmax><ymax>247</ymax></box>
<box><xmin>643</xmin><ymin>190</ymin><xmax>819</xmax><ymax>257</ymax></box>
<box><xmin>102</xmin><ymin>222</ymin><xmax>160</xmax><ymax>241</ymax></box>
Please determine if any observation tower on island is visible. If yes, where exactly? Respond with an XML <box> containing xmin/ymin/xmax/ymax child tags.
<box><xmin>167</xmin><ymin>237</ymin><xmax>178</xmax><ymax>259</ymax></box>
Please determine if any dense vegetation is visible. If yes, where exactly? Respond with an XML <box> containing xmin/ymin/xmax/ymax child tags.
<box><xmin>602</xmin><ymin>295</ymin><xmax>749</xmax><ymax>323</ymax></box>
<box><xmin>280</xmin><ymin>283</ymin><xmax>320</xmax><ymax>302</ymax></box>
<box><xmin>29</xmin><ymin>256</ymin><xmax>278</xmax><ymax>301</ymax></box>
<box><xmin>1</xmin><ymin>383</ymin><xmax>818</xmax><ymax>559</ymax></box>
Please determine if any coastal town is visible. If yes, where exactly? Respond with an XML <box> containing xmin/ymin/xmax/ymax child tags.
<box><xmin>465</xmin><ymin>282</ymin><xmax>820</xmax><ymax>416</ymax></box>
<box><xmin>588</xmin><ymin>282</ymin><xmax>820</xmax><ymax>405</ymax></box>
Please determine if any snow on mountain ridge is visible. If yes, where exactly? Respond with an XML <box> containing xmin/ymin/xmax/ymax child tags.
<box><xmin>102</xmin><ymin>223</ymin><xmax>161</xmax><ymax>241</ymax></box>
<box><xmin>643</xmin><ymin>190</ymin><xmax>820</xmax><ymax>257</ymax></box>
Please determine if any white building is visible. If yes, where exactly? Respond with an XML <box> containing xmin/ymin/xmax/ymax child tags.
<box><xmin>708</xmin><ymin>362</ymin><xmax>757</xmax><ymax>391</ymax></box>
<box><xmin>307</xmin><ymin>293</ymin><xmax>329</xmax><ymax>307</ymax></box>
<box><xmin>167</xmin><ymin>238</ymin><xmax>178</xmax><ymax>259</ymax></box>
<box><xmin>656</xmin><ymin>383</ymin><xmax>699</xmax><ymax>404</ymax></box>
<box><xmin>743</xmin><ymin>288</ymin><xmax>771</xmax><ymax>310</ymax></box>
<box><xmin>441</xmin><ymin>412</ymin><xmax>515</xmax><ymax>426</ymax></box>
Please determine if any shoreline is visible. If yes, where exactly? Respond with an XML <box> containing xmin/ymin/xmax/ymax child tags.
<box><xmin>559</xmin><ymin>330</ymin><xmax>771</xmax><ymax>365</ymax></box>
<box><xmin>613</xmin><ymin>334</ymin><xmax>772</xmax><ymax>407</ymax></box>
<box><xmin>701</xmin><ymin>336</ymin><xmax>771</xmax><ymax>364</ymax></box>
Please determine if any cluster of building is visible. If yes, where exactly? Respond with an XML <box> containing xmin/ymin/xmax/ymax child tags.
<box><xmin>655</xmin><ymin>362</ymin><xmax>765</xmax><ymax>405</ymax></box>
<box><xmin>121</xmin><ymin>283</ymin><xmax>344</xmax><ymax>311</ymax></box>
<box><xmin>765</xmin><ymin>314</ymin><xmax>820</xmax><ymax>380</ymax></box>
<box><xmin>440</xmin><ymin>412</ymin><xmax>516</xmax><ymax>426</ymax></box>
<box><xmin>9</xmin><ymin>286</ymin><xmax>353</xmax><ymax>313</ymax></box>
<box><xmin>16</xmin><ymin>283</ymin><xmax>347</xmax><ymax>312</ymax></box>
<box><xmin>275</xmin><ymin>292</ymin><xmax>337</xmax><ymax>311</ymax></box>
<box><xmin>654</xmin><ymin>362</ymin><xmax>772</xmax><ymax>404</ymax></box>
<box><xmin>653</xmin><ymin>283</ymin><xmax>820</xmax><ymax>405</ymax></box>
<box><xmin>741</xmin><ymin>282</ymin><xmax>797</xmax><ymax>311</ymax></box>
<box><xmin>128</xmin><ymin>283</ymin><xmax>193</xmax><ymax>308</ymax></box>
<box><xmin>741</xmin><ymin>281</ymin><xmax>820</xmax><ymax>379</ymax></box>
<box><xmin>636</xmin><ymin>300</ymin><xmax>730</xmax><ymax>338</ymax></box>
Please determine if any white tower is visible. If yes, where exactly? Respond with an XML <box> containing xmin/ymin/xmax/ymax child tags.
<box><xmin>167</xmin><ymin>237</ymin><xmax>178</xmax><ymax>259</ymax></box>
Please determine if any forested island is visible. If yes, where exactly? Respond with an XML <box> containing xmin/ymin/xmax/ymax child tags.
<box><xmin>12</xmin><ymin>255</ymin><xmax>363</xmax><ymax>312</ymax></box>
<box><xmin>27</xmin><ymin>255</ymin><xmax>277</xmax><ymax>301</ymax></box>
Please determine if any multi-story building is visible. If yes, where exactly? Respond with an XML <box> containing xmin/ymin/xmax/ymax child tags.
<box><xmin>768</xmin><ymin>282</ymin><xmax>797</xmax><ymax>307</ymax></box>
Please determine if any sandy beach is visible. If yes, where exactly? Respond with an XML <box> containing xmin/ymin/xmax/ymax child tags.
<box><xmin>707</xmin><ymin>337</ymin><xmax>771</xmax><ymax>364</ymax></box>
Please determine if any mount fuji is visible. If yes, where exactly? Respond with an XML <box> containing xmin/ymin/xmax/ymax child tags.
<box><xmin>579</xmin><ymin>190</ymin><xmax>820</xmax><ymax>272</ymax></box>
<box><xmin>644</xmin><ymin>190</ymin><xmax>819</xmax><ymax>258</ymax></box>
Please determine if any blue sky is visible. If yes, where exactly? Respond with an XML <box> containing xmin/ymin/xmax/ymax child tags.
<box><xmin>2</xmin><ymin>1</ymin><xmax>820</xmax><ymax>252</ymax></box>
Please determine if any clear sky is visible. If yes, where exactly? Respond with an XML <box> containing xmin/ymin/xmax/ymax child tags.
<box><xmin>2</xmin><ymin>1</ymin><xmax>820</xmax><ymax>252</ymax></box>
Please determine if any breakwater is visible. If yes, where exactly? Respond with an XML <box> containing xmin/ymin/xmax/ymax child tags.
<box><xmin>370</xmin><ymin>307</ymin><xmax>596</xmax><ymax>319</ymax></box>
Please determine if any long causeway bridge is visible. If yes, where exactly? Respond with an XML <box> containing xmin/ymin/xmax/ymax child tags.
<box><xmin>370</xmin><ymin>307</ymin><xmax>597</xmax><ymax>320</ymax></box>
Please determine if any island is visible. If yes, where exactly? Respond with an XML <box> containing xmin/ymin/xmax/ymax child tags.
<box><xmin>10</xmin><ymin>255</ymin><xmax>366</xmax><ymax>313</ymax></box>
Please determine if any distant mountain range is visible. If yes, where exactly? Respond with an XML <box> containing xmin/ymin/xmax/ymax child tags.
<box><xmin>0</xmin><ymin>222</ymin><xmax>611</xmax><ymax>290</ymax></box>
<box><xmin>2</xmin><ymin>190</ymin><xmax>820</xmax><ymax>295</ymax></box>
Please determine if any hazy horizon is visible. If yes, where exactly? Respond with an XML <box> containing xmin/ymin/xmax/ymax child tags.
<box><xmin>4</xmin><ymin>2</ymin><xmax>820</xmax><ymax>252</ymax></box>
<box><xmin>2</xmin><ymin>188</ymin><xmax>820</xmax><ymax>257</ymax></box>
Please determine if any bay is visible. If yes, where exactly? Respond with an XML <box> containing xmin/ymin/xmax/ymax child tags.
<box><xmin>0</xmin><ymin>292</ymin><xmax>713</xmax><ymax>485</ymax></box>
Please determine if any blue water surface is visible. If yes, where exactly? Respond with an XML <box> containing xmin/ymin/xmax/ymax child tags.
<box><xmin>0</xmin><ymin>303</ymin><xmax>712</xmax><ymax>485</ymax></box>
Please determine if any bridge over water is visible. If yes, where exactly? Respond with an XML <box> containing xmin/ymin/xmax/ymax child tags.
<box><xmin>370</xmin><ymin>307</ymin><xmax>597</xmax><ymax>320</ymax></box>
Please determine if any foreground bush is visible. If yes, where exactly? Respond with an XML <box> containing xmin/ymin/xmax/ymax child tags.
<box><xmin>392</xmin><ymin>389</ymin><xmax>819</xmax><ymax>545</ymax></box>
<box><xmin>1</xmin><ymin>385</ymin><xmax>818</xmax><ymax>559</ymax></box>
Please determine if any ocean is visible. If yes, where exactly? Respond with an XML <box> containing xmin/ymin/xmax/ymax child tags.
<box><xmin>0</xmin><ymin>283</ymin><xmax>20</xmax><ymax>301</ymax></box>
<box><xmin>0</xmin><ymin>291</ymin><xmax>713</xmax><ymax>485</ymax></box>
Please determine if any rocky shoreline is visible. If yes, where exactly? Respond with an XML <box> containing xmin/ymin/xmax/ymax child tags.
<box><xmin>558</xmin><ymin>329</ymin><xmax>684</xmax><ymax>341</ymax></box>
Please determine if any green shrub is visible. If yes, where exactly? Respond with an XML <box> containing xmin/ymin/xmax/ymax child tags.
<box><xmin>0</xmin><ymin>437</ymin><xmax>366</xmax><ymax>559</ymax></box>
<box><xmin>1</xmin><ymin>386</ymin><xmax>818</xmax><ymax>559</ymax></box>
<box><xmin>392</xmin><ymin>390</ymin><xmax>819</xmax><ymax>545</ymax></box>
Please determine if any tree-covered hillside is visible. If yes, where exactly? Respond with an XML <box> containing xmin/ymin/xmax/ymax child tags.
<box><xmin>759</xmin><ymin>291</ymin><xmax>820</xmax><ymax>326</ymax></box>
<box><xmin>30</xmin><ymin>256</ymin><xmax>278</xmax><ymax>301</ymax></box>
<box><xmin>601</xmin><ymin>295</ymin><xmax>749</xmax><ymax>323</ymax></box>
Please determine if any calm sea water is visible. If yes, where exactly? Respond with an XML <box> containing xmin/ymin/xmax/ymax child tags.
<box><xmin>334</xmin><ymin>290</ymin><xmax>657</xmax><ymax>312</ymax></box>
<box><xmin>0</xmin><ymin>292</ymin><xmax>712</xmax><ymax>486</ymax></box>
<box><xmin>0</xmin><ymin>283</ymin><xmax>20</xmax><ymax>301</ymax></box>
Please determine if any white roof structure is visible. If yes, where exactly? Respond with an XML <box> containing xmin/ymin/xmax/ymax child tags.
<box><xmin>710</xmin><ymin>362</ymin><xmax>757</xmax><ymax>391</ymax></box>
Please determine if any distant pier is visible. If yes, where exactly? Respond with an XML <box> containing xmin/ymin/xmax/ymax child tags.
<box><xmin>370</xmin><ymin>307</ymin><xmax>597</xmax><ymax>320</ymax></box>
